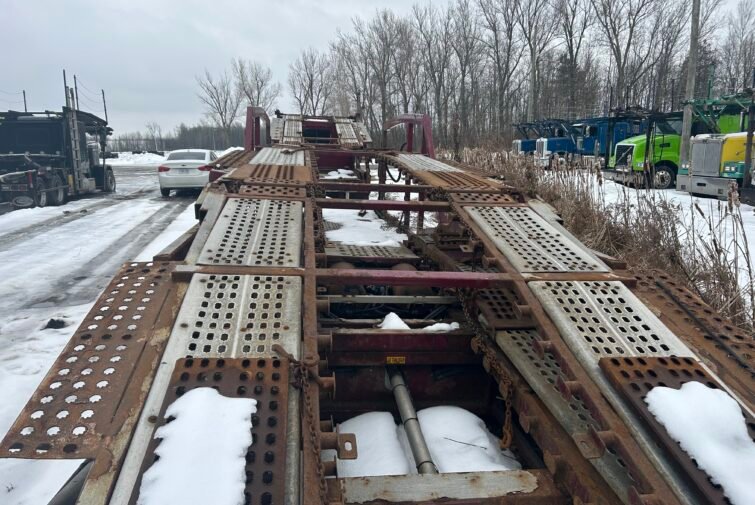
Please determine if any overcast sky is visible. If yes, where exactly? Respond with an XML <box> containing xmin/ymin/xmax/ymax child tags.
<box><xmin>0</xmin><ymin>0</ymin><xmax>424</xmax><ymax>133</ymax></box>
<box><xmin>1</xmin><ymin>0</ymin><xmax>739</xmax><ymax>135</ymax></box>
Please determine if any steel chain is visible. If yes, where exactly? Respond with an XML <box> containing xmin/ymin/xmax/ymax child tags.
<box><xmin>458</xmin><ymin>289</ymin><xmax>515</xmax><ymax>449</ymax></box>
<box><xmin>274</xmin><ymin>345</ymin><xmax>330</xmax><ymax>505</ymax></box>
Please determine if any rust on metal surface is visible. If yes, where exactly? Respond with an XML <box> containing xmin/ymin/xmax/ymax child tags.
<box><xmin>239</xmin><ymin>184</ymin><xmax>308</xmax><ymax>199</ymax></box>
<box><xmin>631</xmin><ymin>270</ymin><xmax>755</xmax><ymax>410</ymax></box>
<box><xmin>599</xmin><ymin>355</ymin><xmax>755</xmax><ymax>505</ymax></box>
<box><xmin>227</xmin><ymin>163</ymin><xmax>313</xmax><ymax>184</ymax></box>
<box><xmin>0</xmin><ymin>262</ymin><xmax>176</xmax><ymax>459</ymax></box>
<box><xmin>130</xmin><ymin>357</ymin><xmax>289</xmax><ymax>505</ymax></box>
<box><xmin>449</xmin><ymin>191</ymin><xmax>525</xmax><ymax>205</ymax></box>
<box><xmin>410</xmin><ymin>170</ymin><xmax>499</xmax><ymax>190</ymax></box>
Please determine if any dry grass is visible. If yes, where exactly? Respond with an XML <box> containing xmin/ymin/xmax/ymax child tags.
<box><xmin>440</xmin><ymin>148</ymin><xmax>755</xmax><ymax>332</ymax></box>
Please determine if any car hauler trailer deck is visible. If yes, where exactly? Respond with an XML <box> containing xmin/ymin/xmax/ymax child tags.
<box><xmin>2</xmin><ymin>109</ymin><xmax>754</xmax><ymax>505</ymax></box>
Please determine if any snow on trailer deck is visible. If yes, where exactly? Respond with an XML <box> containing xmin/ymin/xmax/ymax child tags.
<box><xmin>0</xmin><ymin>111</ymin><xmax>753</xmax><ymax>505</ymax></box>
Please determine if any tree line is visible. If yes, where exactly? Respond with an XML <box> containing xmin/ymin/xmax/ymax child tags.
<box><xmin>119</xmin><ymin>0</ymin><xmax>755</xmax><ymax>151</ymax></box>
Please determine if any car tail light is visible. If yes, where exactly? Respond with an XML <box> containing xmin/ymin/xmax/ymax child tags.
<box><xmin>158</xmin><ymin>165</ymin><xmax>170</xmax><ymax>172</ymax></box>
<box><xmin>197</xmin><ymin>165</ymin><xmax>211</xmax><ymax>172</ymax></box>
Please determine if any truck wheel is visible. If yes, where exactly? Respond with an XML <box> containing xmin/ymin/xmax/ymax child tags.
<box><xmin>35</xmin><ymin>178</ymin><xmax>48</xmax><ymax>208</ymax></box>
<box><xmin>653</xmin><ymin>165</ymin><xmax>675</xmax><ymax>190</ymax></box>
<box><xmin>103</xmin><ymin>168</ymin><xmax>116</xmax><ymax>193</ymax></box>
<box><xmin>160</xmin><ymin>188</ymin><xmax>171</xmax><ymax>197</ymax></box>
<box><xmin>49</xmin><ymin>175</ymin><xmax>66</xmax><ymax>206</ymax></box>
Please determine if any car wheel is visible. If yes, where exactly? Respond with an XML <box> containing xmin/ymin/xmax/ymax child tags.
<box><xmin>161</xmin><ymin>188</ymin><xmax>171</xmax><ymax>197</ymax></box>
<box><xmin>35</xmin><ymin>177</ymin><xmax>48</xmax><ymax>208</ymax></box>
<box><xmin>49</xmin><ymin>174</ymin><xmax>67</xmax><ymax>206</ymax></box>
<box><xmin>653</xmin><ymin>165</ymin><xmax>675</xmax><ymax>190</ymax></box>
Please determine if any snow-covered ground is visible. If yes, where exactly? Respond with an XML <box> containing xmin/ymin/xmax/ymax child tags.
<box><xmin>596</xmin><ymin>179</ymin><xmax>755</xmax><ymax>295</ymax></box>
<box><xmin>0</xmin><ymin>164</ymin><xmax>198</xmax><ymax>505</ymax></box>
<box><xmin>107</xmin><ymin>147</ymin><xmax>244</xmax><ymax>168</ymax></box>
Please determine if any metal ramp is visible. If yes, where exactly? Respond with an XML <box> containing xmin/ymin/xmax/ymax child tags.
<box><xmin>198</xmin><ymin>198</ymin><xmax>302</xmax><ymax>267</ymax></box>
<box><xmin>467</xmin><ymin>206</ymin><xmax>609</xmax><ymax>272</ymax></box>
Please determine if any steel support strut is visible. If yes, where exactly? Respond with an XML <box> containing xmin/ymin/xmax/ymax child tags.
<box><xmin>386</xmin><ymin>367</ymin><xmax>438</xmax><ymax>475</ymax></box>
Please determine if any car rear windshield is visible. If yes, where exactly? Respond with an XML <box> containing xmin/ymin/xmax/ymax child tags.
<box><xmin>167</xmin><ymin>151</ymin><xmax>206</xmax><ymax>161</ymax></box>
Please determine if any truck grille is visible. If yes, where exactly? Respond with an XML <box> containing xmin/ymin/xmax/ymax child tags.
<box><xmin>615</xmin><ymin>145</ymin><xmax>633</xmax><ymax>167</ymax></box>
<box><xmin>536</xmin><ymin>139</ymin><xmax>546</xmax><ymax>157</ymax></box>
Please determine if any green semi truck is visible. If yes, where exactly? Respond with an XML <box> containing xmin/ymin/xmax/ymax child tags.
<box><xmin>605</xmin><ymin>104</ymin><xmax>747</xmax><ymax>190</ymax></box>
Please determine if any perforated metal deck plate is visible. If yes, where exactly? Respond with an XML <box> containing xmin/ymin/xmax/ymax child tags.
<box><xmin>251</xmin><ymin>147</ymin><xmax>306</xmax><ymax>166</ymax></box>
<box><xmin>172</xmin><ymin>274</ymin><xmax>302</xmax><ymax>359</ymax></box>
<box><xmin>495</xmin><ymin>330</ymin><xmax>642</xmax><ymax>503</ymax></box>
<box><xmin>130</xmin><ymin>357</ymin><xmax>289</xmax><ymax>505</ymax></box>
<box><xmin>335</xmin><ymin>120</ymin><xmax>361</xmax><ymax>147</ymax></box>
<box><xmin>283</xmin><ymin>117</ymin><xmax>303</xmax><ymax>144</ymax></box>
<box><xmin>450</xmin><ymin>192</ymin><xmax>523</xmax><ymax>205</ymax></box>
<box><xmin>228</xmin><ymin>164</ymin><xmax>313</xmax><ymax>184</ymax></box>
<box><xmin>0</xmin><ymin>262</ymin><xmax>176</xmax><ymax>459</ymax></box>
<box><xmin>467</xmin><ymin>206</ymin><xmax>609</xmax><ymax>272</ymax></box>
<box><xmin>530</xmin><ymin>281</ymin><xmax>693</xmax><ymax>364</ymax></box>
<box><xmin>414</xmin><ymin>171</ymin><xmax>497</xmax><ymax>190</ymax></box>
<box><xmin>599</xmin><ymin>356</ymin><xmax>755</xmax><ymax>505</ymax></box>
<box><xmin>394</xmin><ymin>153</ymin><xmax>462</xmax><ymax>172</ymax></box>
<box><xmin>239</xmin><ymin>185</ymin><xmax>307</xmax><ymax>199</ymax></box>
<box><xmin>198</xmin><ymin>198</ymin><xmax>302</xmax><ymax>267</ymax></box>
<box><xmin>324</xmin><ymin>243</ymin><xmax>419</xmax><ymax>262</ymax></box>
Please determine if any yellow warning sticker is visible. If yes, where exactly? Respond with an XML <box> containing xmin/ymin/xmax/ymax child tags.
<box><xmin>386</xmin><ymin>356</ymin><xmax>406</xmax><ymax>365</ymax></box>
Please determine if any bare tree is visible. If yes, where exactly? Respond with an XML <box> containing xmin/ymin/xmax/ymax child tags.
<box><xmin>232</xmin><ymin>58</ymin><xmax>281</xmax><ymax>111</ymax></box>
<box><xmin>515</xmin><ymin>0</ymin><xmax>558</xmax><ymax>120</ymax></box>
<box><xmin>413</xmin><ymin>3</ymin><xmax>455</xmax><ymax>143</ymax></box>
<box><xmin>590</xmin><ymin>0</ymin><xmax>659</xmax><ymax>106</ymax></box>
<box><xmin>556</xmin><ymin>0</ymin><xmax>593</xmax><ymax>114</ymax></box>
<box><xmin>196</xmin><ymin>69</ymin><xmax>243</xmax><ymax>146</ymax></box>
<box><xmin>478</xmin><ymin>0</ymin><xmax>523</xmax><ymax>137</ymax></box>
<box><xmin>145</xmin><ymin>121</ymin><xmax>162</xmax><ymax>150</ymax></box>
<box><xmin>358</xmin><ymin>10</ymin><xmax>400</xmax><ymax>128</ymax></box>
<box><xmin>288</xmin><ymin>48</ymin><xmax>334</xmax><ymax>115</ymax></box>
<box><xmin>451</xmin><ymin>0</ymin><xmax>482</xmax><ymax>142</ymax></box>
<box><xmin>720</xmin><ymin>0</ymin><xmax>755</xmax><ymax>92</ymax></box>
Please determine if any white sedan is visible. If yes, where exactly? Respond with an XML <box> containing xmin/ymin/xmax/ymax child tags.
<box><xmin>158</xmin><ymin>149</ymin><xmax>217</xmax><ymax>197</ymax></box>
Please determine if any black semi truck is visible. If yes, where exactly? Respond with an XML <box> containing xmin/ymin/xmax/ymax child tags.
<box><xmin>0</xmin><ymin>107</ymin><xmax>114</xmax><ymax>210</ymax></box>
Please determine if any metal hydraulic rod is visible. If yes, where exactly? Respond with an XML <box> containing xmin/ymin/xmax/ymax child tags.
<box><xmin>386</xmin><ymin>366</ymin><xmax>439</xmax><ymax>475</ymax></box>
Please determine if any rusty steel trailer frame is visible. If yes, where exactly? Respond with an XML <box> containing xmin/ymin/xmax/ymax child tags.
<box><xmin>2</xmin><ymin>111</ymin><xmax>753</xmax><ymax>505</ymax></box>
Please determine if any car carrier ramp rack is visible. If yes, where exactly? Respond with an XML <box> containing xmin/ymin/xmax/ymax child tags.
<box><xmin>2</xmin><ymin>112</ymin><xmax>753</xmax><ymax>505</ymax></box>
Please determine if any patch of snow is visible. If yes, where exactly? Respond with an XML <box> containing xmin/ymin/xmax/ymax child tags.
<box><xmin>327</xmin><ymin>408</ymin><xmax>520</xmax><ymax>477</ymax></box>
<box><xmin>215</xmin><ymin>146</ymin><xmax>244</xmax><ymax>158</ymax></box>
<box><xmin>107</xmin><ymin>152</ymin><xmax>166</xmax><ymax>167</ymax></box>
<box><xmin>137</xmin><ymin>388</ymin><xmax>256</xmax><ymax>505</ymax></box>
<box><xmin>327</xmin><ymin>412</ymin><xmax>410</xmax><ymax>477</ymax></box>
<box><xmin>135</xmin><ymin>203</ymin><xmax>197</xmax><ymax>261</ymax></box>
<box><xmin>414</xmin><ymin>406</ymin><xmax>521</xmax><ymax>473</ymax></box>
<box><xmin>378</xmin><ymin>312</ymin><xmax>410</xmax><ymax>330</ymax></box>
<box><xmin>422</xmin><ymin>322</ymin><xmax>460</xmax><ymax>332</ymax></box>
<box><xmin>645</xmin><ymin>381</ymin><xmax>755</xmax><ymax>505</ymax></box>
<box><xmin>322</xmin><ymin>169</ymin><xmax>357</xmax><ymax>180</ymax></box>
<box><xmin>0</xmin><ymin>459</ymin><xmax>86</xmax><ymax>505</ymax></box>
<box><xmin>323</xmin><ymin>208</ymin><xmax>406</xmax><ymax>247</ymax></box>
